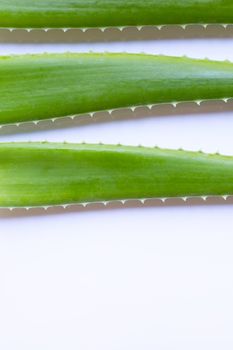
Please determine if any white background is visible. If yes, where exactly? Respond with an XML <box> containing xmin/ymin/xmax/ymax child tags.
<box><xmin>1</xmin><ymin>26</ymin><xmax>233</xmax><ymax>349</ymax></box>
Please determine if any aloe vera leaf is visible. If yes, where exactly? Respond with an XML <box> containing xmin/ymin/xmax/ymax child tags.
<box><xmin>0</xmin><ymin>53</ymin><xmax>233</xmax><ymax>125</ymax></box>
<box><xmin>0</xmin><ymin>0</ymin><xmax>232</xmax><ymax>28</ymax></box>
<box><xmin>1</xmin><ymin>142</ymin><xmax>233</xmax><ymax>208</ymax></box>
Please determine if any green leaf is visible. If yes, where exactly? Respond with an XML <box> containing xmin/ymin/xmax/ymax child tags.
<box><xmin>1</xmin><ymin>142</ymin><xmax>233</xmax><ymax>207</ymax></box>
<box><xmin>0</xmin><ymin>0</ymin><xmax>232</xmax><ymax>28</ymax></box>
<box><xmin>0</xmin><ymin>53</ymin><xmax>233</xmax><ymax>125</ymax></box>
